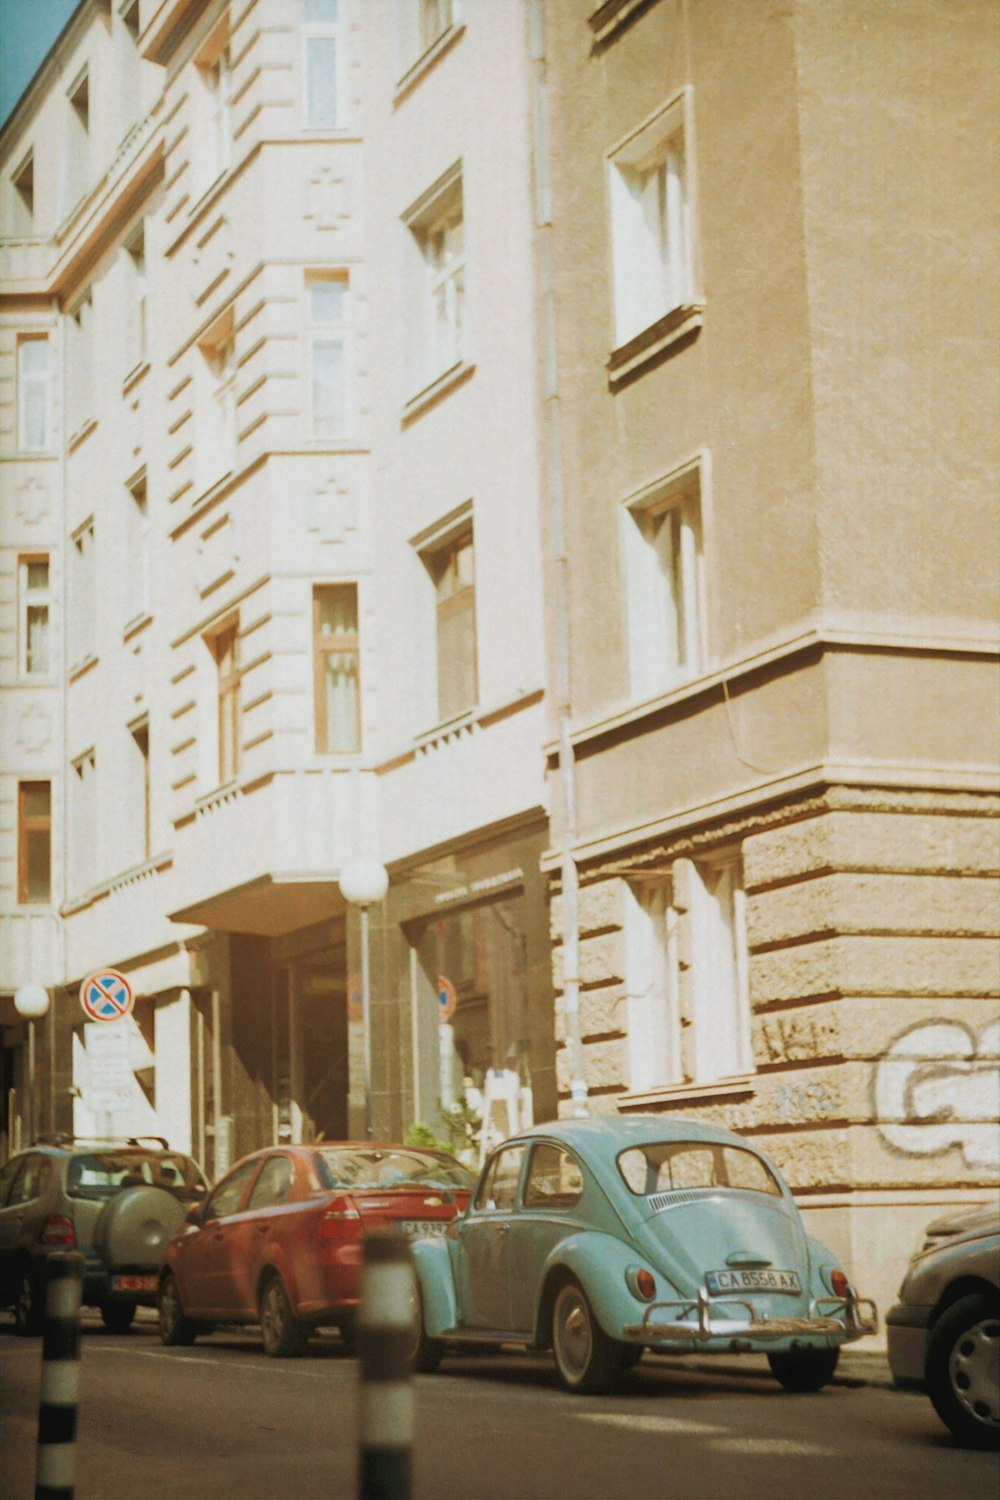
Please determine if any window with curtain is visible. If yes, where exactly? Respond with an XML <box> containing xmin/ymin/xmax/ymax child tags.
<box><xmin>428</xmin><ymin>527</ymin><xmax>477</xmax><ymax>721</ymax></box>
<box><xmin>20</xmin><ymin>555</ymin><xmax>50</xmax><ymax>676</ymax></box>
<box><xmin>313</xmin><ymin>584</ymin><xmax>360</xmax><ymax>753</ymax></box>
<box><xmin>18</xmin><ymin>336</ymin><xmax>49</xmax><ymax>451</ymax></box>
<box><xmin>303</xmin><ymin>0</ymin><xmax>340</xmax><ymax>128</ymax></box>
<box><xmin>18</xmin><ymin>782</ymin><xmax>51</xmax><ymax>904</ymax></box>
<box><xmin>212</xmin><ymin>621</ymin><xmax>241</xmax><ymax>783</ymax></box>
<box><xmin>625</xmin><ymin>466</ymin><xmax>704</xmax><ymax>701</ymax></box>
<box><xmin>306</xmin><ymin>275</ymin><xmax>350</xmax><ymax>437</ymax></box>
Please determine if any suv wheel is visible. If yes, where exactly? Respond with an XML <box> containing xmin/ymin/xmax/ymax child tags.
<box><xmin>101</xmin><ymin>1300</ymin><xmax>137</xmax><ymax>1334</ymax></box>
<box><xmin>14</xmin><ymin>1264</ymin><xmax>44</xmax><ymax>1336</ymax></box>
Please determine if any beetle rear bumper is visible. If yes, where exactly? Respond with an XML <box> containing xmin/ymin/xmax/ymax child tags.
<box><xmin>624</xmin><ymin>1288</ymin><xmax>878</xmax><ymax>1347</ymax></box>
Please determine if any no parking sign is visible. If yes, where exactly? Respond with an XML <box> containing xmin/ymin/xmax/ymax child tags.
<box><xmin>80</xmin><ymin>969</ymin><xmax>134</xmax><ymax>1023</ymax></box>
<box><xmin>436</xmin><ymin>975</ymin><xmax>457</xmax><ymax>1023</ymax></box>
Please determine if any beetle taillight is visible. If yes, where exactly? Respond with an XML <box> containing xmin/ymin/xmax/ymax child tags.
<box><xmin>42</xmin><ymin>1215</ymin><xmax>76</xmax><ymax>1247</ymax></box>
<box><xmin>830</xmin><ymin>1269</ymin><xmax>850</xmax><ymax>1298</ymax></box>
<box><xmin>636</xmin><ymin>1269</ymin><xmax>656</xmax><ymax>1301</ymax></box>
<box><xmin>316</xmin><ymin>1196</ymin><xmax>361</xmax><ymax>1240</ymax></box>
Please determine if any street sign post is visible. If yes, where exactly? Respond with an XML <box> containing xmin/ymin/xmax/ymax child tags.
<box><xmin>83</xmin><ymin>1023</ymin><xmax>133</xmax><ymax>1115</ymax></box>
<box><xmin>79</xmin><ymin>970</ymin><xmax>134</xmax><ymax>1024</ymax></box>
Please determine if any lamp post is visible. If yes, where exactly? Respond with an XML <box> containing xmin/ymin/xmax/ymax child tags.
<box><xmin>14</xmin><ymin>984</ymin><xmax>51</xmax><ymax>1146</ymax></box>
<box><xmin>339</xmin><ymin>857</ymin><xmax>389</xmax><ymax>1141</ymax></box>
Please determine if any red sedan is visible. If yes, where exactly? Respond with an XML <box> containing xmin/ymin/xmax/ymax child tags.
<box><xmin>157</xmin><ymin>1143</ymin><xmax>474</xmax><ymax>1357</ymax></box>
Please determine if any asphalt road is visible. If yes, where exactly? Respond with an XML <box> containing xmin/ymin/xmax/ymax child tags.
<box><xmin>1</xmin><ymin>1313</ymin><xmax>996</xmax><ymax>1500</ymax></box>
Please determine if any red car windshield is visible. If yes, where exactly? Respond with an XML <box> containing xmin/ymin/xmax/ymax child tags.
<box><xmin>617</xmin><ymin>1142</ymin><xmax>783</xmax><ymax>1198</ymax></box>
<box><xmin>66</xmin><ymin>1152</ymin><xmax>204</xmax><ymax>1201</ymax></box>
<box><xmin>315</xmin><ymin>1148</ymin><xmax>473</xmax><ymax>1192</ymax></box>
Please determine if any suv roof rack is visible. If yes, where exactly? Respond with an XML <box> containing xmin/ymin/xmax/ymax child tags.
<box><xmin>30</xmin><ymin>1134</ymin><xmax>172</xmax><ymax>1150</ymax></box>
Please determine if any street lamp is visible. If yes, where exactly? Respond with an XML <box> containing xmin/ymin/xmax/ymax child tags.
<box><xmin>339</xmin><ymin>857</ymin><xmax>389</xmax><ymax>1140</ymax></box>
<box><xmin>14</xmin><ymin>983</ymin><xmax>51</xmax><ymax>1146</ymax></box>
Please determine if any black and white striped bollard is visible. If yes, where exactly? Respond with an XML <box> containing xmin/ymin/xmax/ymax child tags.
<box><xmin>35</xmin><ymin>1251</ymin><xmax>84</xmax><ymax>1500</ymax></box>
<box><xmin>358</xmin><ymin>1233</ymin><xmax>415</xmax><ymax>1500</ymax></box>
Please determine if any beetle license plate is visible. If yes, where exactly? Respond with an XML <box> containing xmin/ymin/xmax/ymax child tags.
<box><xmin>111</xmin><ymin>1274</ymin><xmax>157</xmax><ymax>1292</ymax></box>
<box><xmin>706</xmin><ymin>1268</ymin><xmax>802</xmax><ymax>1295</ymax></box>
<box><xmin>400</xmin><ymin>1220</ymin><xmax>448</xmax><ymax>1239</ymax></box>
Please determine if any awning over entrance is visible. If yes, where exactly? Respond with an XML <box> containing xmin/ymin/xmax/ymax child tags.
<box><xmin>169</xmin><ymin>874</ymin><xmax>346</xmax><ymax>937</ymax></box>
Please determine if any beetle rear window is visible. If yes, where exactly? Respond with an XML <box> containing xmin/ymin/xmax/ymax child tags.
<box><xmin>617</xmin><ymin>1142</ymin><xmax>782</xmax><ymax>1198</ymax></box>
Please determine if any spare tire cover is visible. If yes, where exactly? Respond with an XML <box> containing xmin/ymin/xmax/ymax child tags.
<box><xmin>94</xmin><ymin>1187</ymin><xmax>187</xmax><ymax>1270</ymax></box>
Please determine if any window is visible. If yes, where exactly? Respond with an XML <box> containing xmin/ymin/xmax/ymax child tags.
<box><xmin>624</xmin><ymin>463</ymin><xmax>704</xmax><ymax>698</ymax></box>
<box><xmin>70</xmin><ymin>750</ymin><xmax>98</xmax><ymax>894</ymax></box>
<box><xmin>404</xmin><ymin>166</ymin><xmax>465</xmax><ymax>389</ymax></box>
<box><xmin>19</xmin><ymin>555</ymin><xmax>51</xmax><ymax>676</ymax></box>
<box><xmin>67</xmin><ymin>291</ymin><xmax>94</xmax><ymax>436</ymax></box>
<box><xmin>302</xmin><ymin>0</ymin><xmax>341</xmax><ymax>128</ymax></box>
<box><xmin>425</xmin><ymin>524</ymin><xmax>477</xmax><ymax>721</ymax></box>
<box><xmin>608</xmin><ymin>94</ymin><xmax>693</xmax><ymax>348</ymax></box>
<box><xmin>194</xmin><ymin>23</ymin><xmax>232</xmax><ymax>191</ymax></box>
<box><xmin>12</xmin><ymin>149</ymin><xmax>34</xmax><ymax>231</ymax></box>
<box><xmin>624</xmin><ymin>876</ymin><xmax>682</xmax><ymax>1091</ymax></box>
<box><xmin>306</xmin><ymin>275</ymin><xmax>350</xmax><ymax>438</ymax></box>
<box><xmin>523</xmin><ymin>1144</ymin><xmax>583</xmax><ymax>1210</ymax></box>
<box><xmin>124</xmin><ymin>471</ymin><xmax>149</xmax><ymax>625</ymax></box>
<box><xmin>17</xmin><ymin>782</ymin><xmax>51</xmax><ymax>904</ymax></box>
<box><xmin>210</xmin><ymin>620</ymin><xmax>241</xmax><ymax>784</ymax></box>
<box><xmin>419</xmin><ymin>0</ymin><xmax>457</xmax><ymax>51</ymax></box>
<box><xmin>123</xmin><ymin>224</ymin><xmax>146</xmax><ymax>369</ymax></box>
<box><xmin>69</xmin><ymin>68</ymin><xmax>89</xmax><ymax>131</ymax></box>
<box><xmin>69</xmin><ymin>518</ymin><xmax>96</xmax><ymax>666</ymax></box>
<box><xmin>197</xmin><ymin>311</ymin><xmax>237</xmax><ymax>487</ymax></box>
<box><xmin>122</xmin><ymin>0</ymin><xmax>140</xmax><ymax>43</ymax></box>
<box><xmin>474</xmin><ymin>1144</ymin><xmax>525</xmax><ymax>1212</ymax></box>
<box><xmin>17</xmin><ymin>336</ymin><xmax>49</xmax><ymax>450</ymax></box>
<box><xmin>202</xmin><ymin>1156</ymin><xmax>259</xmax><ymax>1222</ymax></box>
<box><xmin>313</xmin><ymin>584</ymin><xmax>360</xmax><ymax>754</ymax></box>
<box><xmin>62</xmin><ymin>67</ymin><xmax>90</xmax><ymax>212</ymax></box>
<box><xmin>130</xmin><ymin>717</ymin><xmax>151</xmax><ymax>864</ymax></box>
<box><xmin>688</xmin><ymin>855</ymin><xmax>752</xmax><ymax>1084</ymax></box>
<box><xmin>247</xmin><ymin>1154</ymin><xmax>295</xmax><ymax>1209</ymax></box>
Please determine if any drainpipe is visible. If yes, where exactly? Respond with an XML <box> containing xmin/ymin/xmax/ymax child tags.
<box><xmin>530</xmin><ymin>0</ymin><xmax>587</xmax><ymax>1117</ymax></box>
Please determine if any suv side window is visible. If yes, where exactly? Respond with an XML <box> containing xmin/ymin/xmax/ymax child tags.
<box><xmin>202</xmin><ymin>1158</ymin><xmax>260</xmax><ymax>1223</ymax></box>
<box><xmin>247</xmin><ymin>1155</ymin><xmax>295</xmax><ymax>1210</ymax></box>
<box><xmin>8</xmin><ymin>1155</ymin><xmax>52</xmax><ymax>1206</ymax></box>
<box><xmin>0</xmin><ymin>1156</ymin><xmax>25</xmax><ymax>1207</ymax></box>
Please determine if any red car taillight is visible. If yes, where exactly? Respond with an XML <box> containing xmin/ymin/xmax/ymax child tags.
<box><xmin>42</xmin><ymin>1215</ymin><xmax>76</xmax><ymax>1247</ymax></box>
<box><xmin>830</xmin><ymin>1269</ymin><xmax>851</xmax><ymax>1298</ymax></box>
<box><xmin>316</xmin><ymin>1196</ymin><xmax>361</xmax><ymax>1241</ymax></box>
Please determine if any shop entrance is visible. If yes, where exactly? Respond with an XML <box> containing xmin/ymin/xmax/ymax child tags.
<box><xmin>289</xmin><ymin>961</ymin><xmax>348</xmax><ymax>1143</ymax></box>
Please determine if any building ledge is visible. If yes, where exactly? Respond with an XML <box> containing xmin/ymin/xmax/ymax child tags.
<box><xmin>394</xmin><ymin>23</ymin><xmax>466</xmax><ymax>106</ymax></box>
<box><xmin>588</xmin><ymin>0</ymin><xmax>661</xmax><ymax>48</ymax></box>
<box><xmin>607</xmin><ymin>304</ymin><xmax>703</xmax><ymax>386</ymax></box>
<box><xmin>168</xmin><ymin>870</ymin><xmax>345</xmax><ymax>937</ymax></box>
<box><xmin>617</xmin><ymin>1075</ymin><xmax>757</xmax><ymax>1111</ymax></box>
<box><xmin>402</xmin><ymin>360</ymin><xmax>475</xmax><ymax>426</ymax></box>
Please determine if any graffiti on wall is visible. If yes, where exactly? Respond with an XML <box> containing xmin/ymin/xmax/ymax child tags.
<box><xmin>874</xmin><ymin>1019</ymin><xmax>1000</xmax><ymax>1170</ymax></box>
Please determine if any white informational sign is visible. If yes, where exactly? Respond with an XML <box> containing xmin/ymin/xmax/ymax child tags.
<box><xmin>84</xmin><ymin>1022</ymin><xmax>133</xmax><ymax>1115</ymax></box>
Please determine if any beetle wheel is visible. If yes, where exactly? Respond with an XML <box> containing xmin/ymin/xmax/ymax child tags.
<box><xmin>552</xmin><ymin>1280</ymin><xmax>621</xmax><ymax>1395</ymax></box>
<box><xmin>409</xmin><ymin>1281</ymin><xmax>443</xmax><ymax>1374</ymax></box>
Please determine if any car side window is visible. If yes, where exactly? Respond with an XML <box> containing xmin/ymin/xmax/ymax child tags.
<box><xmin>474</xmin><ymin>1146</ymin><xmax>525</xmax><ymax>1212</ymax></box>
<box><xmin>202</xmin><ymin>1158</ymin><xmax>259</xmax><ymax>1222</ymax></box>
<box><xmin>0</xmin><ymin>1156</ymin><xmax>24</xmax><ymax>1207</ymax></box>
<box><xmin>8</xmin><ymin>1155</ymin><xmax>51</xmax><ymax>1206</ymax></box>
<box><xmin>247</xmin><ymin>1155</ymin><xmax>295</xmax><ymax>1211</ymax></box>
<box><xmin>523</xmin><ymin>1144</ymin><xmax>583</xmax><ymax>1211</ymax></box>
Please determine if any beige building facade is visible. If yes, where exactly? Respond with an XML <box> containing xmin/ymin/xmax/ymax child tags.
<box><xmin>535</xmin><ymin>0</ymin><xmax>999</xmax><ymax>1324</ymax></box>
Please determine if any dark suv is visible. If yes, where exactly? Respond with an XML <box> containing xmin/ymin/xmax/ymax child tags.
<box><xmin>0</xmin><ymin>1136</ymin><xmax>207</xmax><ymax>1333</ymax></box>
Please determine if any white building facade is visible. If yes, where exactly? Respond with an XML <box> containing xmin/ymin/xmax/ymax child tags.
<box><xmin>1</xmin><ymin>0</ymin><xmax>554</xmax><ymax>1174</ymax></box>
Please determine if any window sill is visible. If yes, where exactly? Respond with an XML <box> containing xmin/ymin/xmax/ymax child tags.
<box><xmin>618</xmin><ymin>1075</ymin><xmax>756</xmax><ymax>1111</ymax></box>
<box><xmin>67</xmin><ymin>416</ymin><xmax>98</xmax><ymax>454</ymax></box>
<box><xmin>607</xmin><ymin>303</ymin><xmax>703</xmax><ymax>387</ymax></box>
<box><xmin>68</xmin><ymin>652</ymin><xmax>99</xmax><ymax>683</ymax></box>
<box><xmin>588</xmin><ymin>0</ymin><xmax>659</xmax><ymax>48</ymax></box>
<box><xmin>394</xmin><ymin>23</ymin><xmax>466</xmax><ymax>105</ymax></box>
<box><xmin>402</xmin><ymin>359</ymin><xmax>475</xmax><ymax>426</ymax></box>
<box><xmin>122</xmin><ymin>359</ymin><xmax>150</xmax><ymax>396</ymax></box>
<box><xmin>123</xmin><ymin>611</ymin><xmax>153</xmax><ymax>642</ymax></box>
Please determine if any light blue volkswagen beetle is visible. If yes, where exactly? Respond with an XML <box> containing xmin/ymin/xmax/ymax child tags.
<box><xmin>410</xmin><ymin>1115</ymin><xmax>877</xmax><ymax>1394</ymax></box>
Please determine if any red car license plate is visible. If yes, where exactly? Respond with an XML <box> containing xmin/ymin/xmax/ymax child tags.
<box><xmin>112</xmin><ymin>1274</ymin><xmax>157</xmax><ymax>1292</ymax></box>
<box><xmin>400</xmin><ymin>1220</ymin><xmax>448</xmax><ymax>1239</ymax></box>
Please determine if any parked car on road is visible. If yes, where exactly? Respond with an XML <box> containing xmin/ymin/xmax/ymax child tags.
<box><xmin>411</xmin><ymin>1115</ymin><xmax>877</xmax><ymax>1394</ymax></box>
<box><xmin>887</xmin><ymin>1204</ymin><xmax>999</xmax><ymax>1449</ymax></box>
<box><xmin>158</xmin><ymin>1143</ymin><xmax>474</xmax><ymax>1356</ymax></box>
<box><xmin>0</xmin><ymin>1135</ymin><xmax>207</xmax><ymax>1333</ymax></box>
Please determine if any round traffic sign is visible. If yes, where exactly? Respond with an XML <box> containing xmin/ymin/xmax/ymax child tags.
<box><xmin>436</xmin><ymin>975</ymin><xmax>457</xmax><ymax>1023</ymax></box>
<box><xmin>80</xmin><ymin>970</ymin><xmax>134</xmax><ymax>1023</ymax></box>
